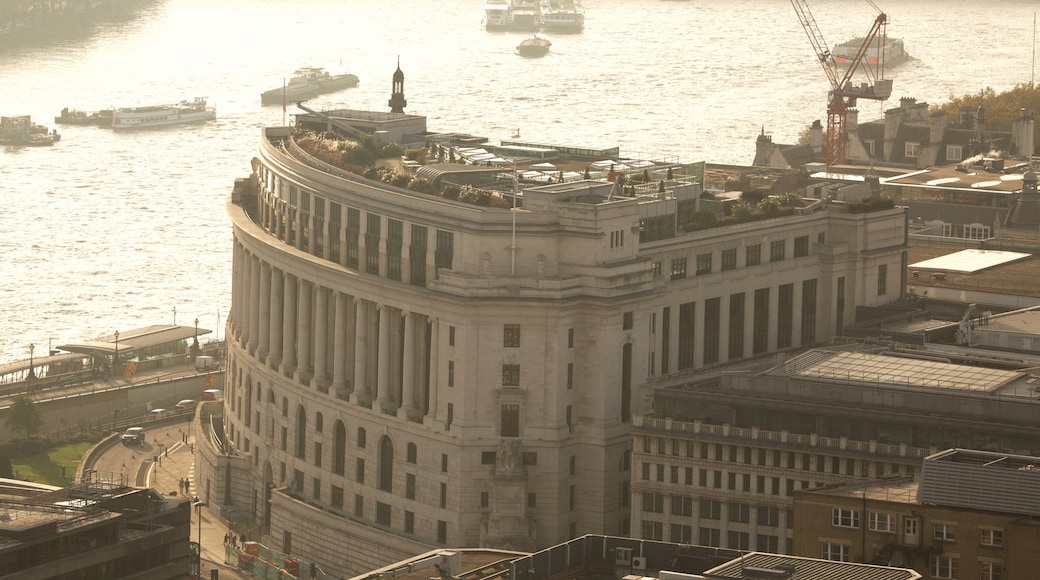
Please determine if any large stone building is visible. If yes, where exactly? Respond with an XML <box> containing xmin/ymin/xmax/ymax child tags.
<box><xmin>631</xmin><ymin>343</ymin><xmax>1040</xmax><ymax>557</ymax></box>
<box><xmin>207</xmin><ymin>89</ymin><xmax>908</xmax><ymax>575</ymax></box>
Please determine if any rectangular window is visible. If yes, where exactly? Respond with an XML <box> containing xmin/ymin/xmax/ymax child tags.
<box><xmin>758</xmin><ymin>505</ymin><xmax>779</xmax><ymax>527</ymax></box>
<box><xmin>728</xmin><ymin>502</ymin><xmax>750</xmax><ymax>523</ymax></box>
<box><xmin>877</xmin><ymin>264</ymin><xmax>887</xmax><ymax>296</ymax></box>
<box><xmin>757</xmin><ymin>534</ymin><xmax>779</xmax><ymax>553</ymax></box>
<box><xmin>502</xmin><ymin>364</ymin><xmax>520</xmax><ymax>387</ymax></box>
<box><xmin>437</xmin><ymin>521</ymin><xmax>447</xmax><ymax>544</ymax></box>
<box><xmin>501</xmin><ymin>404</ymin><xmax>520</xmax><ymax>437</ymax></box>
<box><xmin>946</xmin><ymin>144</ymin><xmax>963</xmax><ymax>161</ymax></box>
<box><xmin>832</xmin><ymin>507</ymin><xmax>859</xmax><ymax>528</ymax></box>
<box><xmin>503</xmin><ymin>324</ymin><xmax>521</xmax><ymax>347</ymax></box>
<box><xmin>933</xmin><ymin>522</ymin><xmax>956</xmax><ymax>542</ymax></box>
<box><xmin>746</xmin><ymin>244</ymin><xmax>761</xmax><ymax>266</ymax></box>
<box><xmin>566</xmin><ymin>363</ymin><xmax>573</xmax><ymax>389</ymax></box>
<box><xmin>822</xmin><ymin>543</ymin><xmax>849</xmax><ymax>562</ymax></box>
<box><xmin>356</xmin><ymin>458</ymin><xmax>365</xmax><ymax>484</ymax></box>
<box><xmin>406</xmin><ymin>474</ymin><xmax>416</xmax><ymax>499</ymax></box>
<box><xmin>642</xmin><ymin>492</ymin><xmax>665</xmax><ymax>513</ymax></box>
<box><xmin>405</xmin><ymin>511</ymin><xmax>415</xmax><ymax>534</ymax></box>
<box><xmin>753</xmin><ymin>288</ymin><xmax>769</xmax><ymax>354</ymax></box>
<box><xmin>331</xmin><ymin>486</ymin><xmax>344</xmax><ymax>509</ymax></box>
<box><xmin>447</xmin><ymin>360</ymin><xmax>455</xmax><ymax>387</ymax></box>
<box><xmin>929</xmin><ymin>555</ymin><xmax>957</xmax><ymax>579</ymax></box>
<box><xmin>868</xmin><ymin>512</ymin><xmax>895</xmax><ymax>533</ymax></box>
<box><xmin>801</xmin><ymin>278</ymin><xmax>817</xmax><ymax>343</ymax></box>
<box><xmin>698</xmin><ymin>527</ymin><xmax>720</xmax><ymax>547</ymax></box>
<box><xmin>980</xmin><ymin>561</ymin><xmax>1004</xmax><ymax>580</ymax></box>
<box><xmin>527</xmin><ymin>493</ymin><xmax>537</xmax><ymax>508</ymax></box>
<box><xmin>727</xmin><ymin>531</ymin><xmax>749</xmax><ymax>551</ymax></box>
<box><xmin>440</xmin><ymin>482</ymin><xmax>447</xmax><ymax>508</ymax></box>
<box><xmin>641</xmin><ymin>520</ymin><xmax>664</xmax><ymax>541</ymax></box>
<box><xmin>365</xmin><ymin>214</ymin><xmax>381</xmax><ymax>274</ymax></box>
<box><xmin>703</xmin><ymin>297</ymin><xmax>720</xmax><ymax>364</ymax></box>
<box><xmin>651</xmin><ymin>261</ymin><xmax>662</xmax><ymax>277</ymax></box>
<box><xmin>905</xmin><ymin>142</ymin><xmax>920</xmax><ymax>158</ymax></box>
<box><xmin>435</xmin><ymin>230</ymin><xmax>454</xmax><ymax>273</ymax></box>
<box><xmin>449</xmin><ymin>326</ymin><xmax>455</xmax><ymax>346</ymax></box>
<box><xmin>721</xmin><ymin>248</ymin><xmax>737</xmax><ymax>271</ymax></box>
<box><xmin>623</xmin><ymin>311</ymin><xmax>633</xmax><ymax>330</ymax></box>
<box><xmin>864</xmin><ymin>139</ymin><xmax>876</xmax><ymax>156</ymax></box>
<box><xmin>678</xmin><ymin>301</ymin><xmax>695</xmax><ymax>370</ymax></box>
<box><xmin>696</xmin><ymin>252</ymin><xmax>712</xmax><ymax>275</ymax></box>
<box><xmin>671</xmin><ymin>495</ymin><xmax>693</xmax><ymax>516</ymax></box>
<box><xmin>670</xmin><ymin>257</ymin><xmax>687</xmax><ymax>280</ymax></box>
<box><xmin>376</xmin><ymin>501</ymin><xmax>391</xmax><ymax>526</ymax></box>
<box><xmin>387</xmin><ymin>218</ymin><xmax>403</xmax><ymax>281</ymax></box>
<box><xmin>567</xmin><ymin>328</ymin><xmax>574</xmax><ymax>348</ymax></box>
<box><xmin>660</xmin><ymin>306</ymin><xmax>670</xmax><ymax>374</ymax></box>
<box><xmin>980</xmin><ymin>527</ymin><xmax>1004</xmax><ymax>547</ymax></box>
<box><xmin>728</xmin><ymin>292</ymin><xmax>745</xmax><ymax>359</ymax></box>
<box><xmin>777</xmin><ymin>283</ymin><xmax>794</xmax><ymax>348</ymax></box>
<box><xmin>794</xmin><ymin>235</ymin><xmax>809</xmax><ymax>257</ymax></box>
<box><xmin>700</xmin><ymin>499</ymin><xmax>721</xmax><ymax>520</ymax></box>
<box><xmin>355</xmin><ymin>494</ymin><xmax>364</xmax><ymax>517</ymax></box>
<box><xmin>410</xmin><ymin>224</ymin><xmax>428</xmax><ymax>286</ymax></box>
<box><xmin>770</xmin><ymin>240</ymin><xmax>786</xmax><ymax>262</ymax></box>
<box><xmin>671</xmin><ymin>524</ymin><xmax>692</xmax><ymax>544</ymax></box>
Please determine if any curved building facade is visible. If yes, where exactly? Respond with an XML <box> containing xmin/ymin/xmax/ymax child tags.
<box><xmin>211</xmin><ymin>121</ymin><xmax>907</xmax><ymax>577</ymax></box>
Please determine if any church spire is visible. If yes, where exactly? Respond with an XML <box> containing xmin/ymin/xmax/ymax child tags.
<box><xmin>389</xmin><ymin>56</ymin><xmax>407</xmax><ymax>114</ymax></box>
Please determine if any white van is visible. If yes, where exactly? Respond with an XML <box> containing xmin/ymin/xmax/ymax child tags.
<box><xmin>194</xmin><ymin>355</ymin><xmax>216</xmax><ymax>371</ymax></box>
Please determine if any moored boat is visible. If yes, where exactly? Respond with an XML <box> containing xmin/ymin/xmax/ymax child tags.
<box><xmin>55</xmin><ymin>107</ymin><xmax>113</xmax><ymax>127</ymax></box>
<box><xmin>111</xmin><ymin>97</ymin><xmax>216</xmax><ymax>130</ymax></box>
<box><xmin>833</xmin><ymin>36</ymin><xmax>909</xmax><ymax>67</ymax></box>
<box><xmin>517</xmin><ymin>35</ymin><xmax>551</xmax><ymax>57</ymax></box>
<box><xmin>260</xmin><ymin>67</ymin><xmax>360</xmax><ymax>106</ymax></box>
<box><xmin>509</xmin><ymin>0</ymin><xmax>542</xmax><ymax>32</ymax></box>
<box><xmin>483</xmin><ymin>0</ymin><xmax>511</xmax><ymax>30</ymax></box>
<box><xmin>0</xmin><ymin>115</ymin><xmax>60</xmax><ymax>146</ymax></box>
<box><xmin>539</xmin><ymin>0</ymin><xmax>584</xmax><ymax>32</ymax></box>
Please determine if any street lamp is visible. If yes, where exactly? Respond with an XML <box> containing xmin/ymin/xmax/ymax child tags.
<box><xmin>27</xmin><ymin>343</ymin><xmax>35</xmax><ymax>379</ymax></box>
<box><xmin>193</xmin><ymin>317</ymin><xmax>200</xmax><ymax>355</ymax></box>
<box><xmin>194</xmin><ymin>501</ymin><xmax>207</xmax><ymax>574</ymax></box>
<box><xmin>113</xmin><ymin>331</ymin><xmax>119</xmax><ymax>377</ymax></box>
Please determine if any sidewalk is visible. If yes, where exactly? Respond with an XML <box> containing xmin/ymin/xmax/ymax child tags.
<box><xmin>149</xmin><ymin>428</ymin><xmax>252</xmax><ymax>580</ymax></box>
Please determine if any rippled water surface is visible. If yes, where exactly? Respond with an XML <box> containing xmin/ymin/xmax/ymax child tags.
<box><xmin>0</xmin><ymin>0</ymin><xmax>1036</xmax><ymax>361</ymax></box>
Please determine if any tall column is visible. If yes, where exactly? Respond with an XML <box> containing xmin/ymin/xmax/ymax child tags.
<box><xmin>231</xmin><ymin>245</ymin><xmax>242</xmax><ymax>341</ymax></box>
<box><xmin>247</xmin><ymin>255</ymin><xmax>261</xmax><ymax>354</ymax></box>
<box><xmin>295</xmin><ymin>279</ymin><xmax>313</xmax><ymax>383</ymax></box>
<box><xmin>376</xmin><ymin>305</ymin><xmax>393</xmax><ymax>412</ymax></box>
<box><xmin>427</xmin><ymin>317</ymin><xmax>439</xmax><ymax>420</ymax></box>
<box><xmin>401</xmin><ymin>311</ymin><xmax>416</xmax><ymax>416</ymax></box>
<box><xmin>267</xmin><ymin>267</ymin><xmax>283</xmax><ymax>369</ymax></box>
<box><xmin>353</xmin><ymin>300</ymin><xmax>369</xmax><ymax>403</ymax></box>
<box><xmin>312</xmin><ymin>286</ymin><xmax>329</xmax><ymax>390</ymax></box>
<box><xmin>280</xmin><ymin>273</ymin><xmax>297</xmax><ymax>377</ymax></box>
<box><xmin>331</xmin><ymin>292</ymin><xmax>349</xmax><ymax>397</ymax></box>
<box><xmin>257</xmin><ymin>262</ymin><xmax>271</xmax><ymax>360</ymax></box>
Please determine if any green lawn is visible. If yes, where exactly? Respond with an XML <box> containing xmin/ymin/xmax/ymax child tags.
<box><xmin>11</xmin><ymin>441</ymin><xmax>93</xmax><ymax>486</ymax></box>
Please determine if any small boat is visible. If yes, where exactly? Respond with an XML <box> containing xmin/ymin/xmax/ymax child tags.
<box><xmin>261</xmin><ymin>67</ymin><xmax>360</xmax><ymax>106</ymax></box>
<box><xmin>517</xmin><ymin>35</ymin><xmax>551</xmax><ymax>57</ymax></box>
<box><xmin>55</xmin><ymin>107</ymin><xmax>113</xmax><ymax>127</ymax></box>
<box><xmin>539</xmin><ymin>0</ymin><xmax>584</xmax><ymax>33</ymax></box>
<box><xmin>833</xmin><ymin>36</ymin><xmax>909</xmax><ymax>68</ymax></box>
<box><xmin>111</xmin><ymin>97</ymin><xmax>216</xmax><ymax>130</ymax></box>
<box><xmin>0</xmin><ymin>115</ymin><xmax>60</xmax><ymax>146</ymax></box>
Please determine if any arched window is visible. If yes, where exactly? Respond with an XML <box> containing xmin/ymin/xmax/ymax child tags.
<box><xmin>378</xmin><ymin>436</ymin><xmax>394</xmax><ymax>492</ymax></box>
<box><xmin>333</xmin><ymin>421</ymin><xmax>346</xmax><ymax>475</ymax></box>
<box><xmin>296</xmin><ymin>406</ymin><xmax>307</xmax><ymax>458</ymax></box>
<box><xmin>407</xmin><ymin>442</ymin><xmax>417</xmax><ymax>464</ymax></box>
<box><xmin>357</xmin><ymin>427</ymin><xmax>366</xmax><ymax>449</ymax></box>
<box><xmin>267</xmin><ymin>389</ymin><xmax>275</xmax><ymax>403</ymax></box>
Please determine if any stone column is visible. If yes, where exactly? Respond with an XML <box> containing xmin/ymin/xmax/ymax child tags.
<box><xmin>376</xmin><ymin>305</ymin><xmax>393</xmax><ymax>412</ymax></box>
<box><xmin>257</xmin><ymin>262</ymin><xmax>271</xmax><ymax>360</ymax></box>
<box><xmin>247</xmin><ymin>255</ymin><xmax>260</xmax><ymax>355</ymax></box>
<box><xmin>331</xmin><ymin>291</ymin><xmax>349</xmax><ymax>398</ymax></box>
<box><xmin>427</xmin><ymin>317</ymin><xmax>439</xmax><ymax>420</ymax></box>
<box><xmin>312</xmin><ymin>286</ymin><xmax>329</xmax><ymax>390</ymax></box>
<box><xmin>401</xmin><ymin>311</ymin><xmax>416</xmax><ymax>416</ymax></box>
<box><xmin>231</xmin><ymin>245</ymin><xmax>242</xmax><ymax>341</ymax></box>
<box><xmin>280</xmin><ymin>273</ymin><xmax>297</xmax><ymax>377</ymax></box>
<box><xmin>267</xmin><ymin>267</ymin><xmax>283</xmax><ymax>369</ymax></box>
<box><xmin>295</xmin><ymin>279</ymin><xmax>313</xmax><ymax>383</ymax></box>
<box><xmin>353</xmin><ymin>300</ymin><xmax>369</xmax><ymax>403</ymax></box>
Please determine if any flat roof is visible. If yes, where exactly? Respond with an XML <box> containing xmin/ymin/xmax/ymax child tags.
<box><xmin>767</xmin><ymin>350</ymin><xmax>1022</xmax><ymax>392</ymax></box>
<box><xmin>703</xmin><ymin>552</ymin><xmax>920</xmax><ymax>580</ymax></box>
<box><xmin>884</xmin><ymin>162</ymin><xmax>1029</xmax><ymax>194</ymax></box>
<box><xmin>909</xmin><ymin>248</ymin><xmax>1030</xmax><ymax>273</ymax></box>
<box><xmin>57</xmin><ymin>324</ymin><xmax>210</xmax><ymax>357</ymax></box>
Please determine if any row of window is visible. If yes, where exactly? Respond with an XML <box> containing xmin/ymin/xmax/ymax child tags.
<box><xmin>831</xmin><ymin>507</ymin><xmax>1004</xmax><ymax>546</ymax></box>
<box><xmin>642</xmin><ymin>463</ymin><xmax>828</xmax><ymax>497</ymax></box>
<box><xmin>641</xmin><ymin>522</ymin><xmax>781</xmax><ymax>552</ymax></box>
<box><xmin>660</xmin><ymin>235</ymin><xmax>820</xmax><ymax>281</ymax></box>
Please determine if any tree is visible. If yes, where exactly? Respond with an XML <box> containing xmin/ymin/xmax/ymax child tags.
<box><xmin>931</xmin><ymin>84</ymin><xmax>1040</xmax><ymax>151</ymax></box>
<box><xmin>5</xmin><ymin>395</ymin><xmax>43</xmax><ymax>439</ymax></box>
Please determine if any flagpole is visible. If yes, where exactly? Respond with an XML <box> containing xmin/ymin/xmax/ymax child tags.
<box><xmin>282</xmin><ymin>78</ymin><xmax>287</xmax><ymax>126</ymax></box>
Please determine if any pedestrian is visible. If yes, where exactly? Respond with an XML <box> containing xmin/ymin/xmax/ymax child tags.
<box><xmin>224</xmin><ymin>532</ymin><xmax>230</xmax><ymax>545</ymax></box>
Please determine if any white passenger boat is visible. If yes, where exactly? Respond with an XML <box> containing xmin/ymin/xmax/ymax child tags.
<box><xmin>539</xmin><ymin>0</ymin><xmax>584</xmax><ymax>33</ymax></box>
<box><xmin>111</xmin><ymin>97</ymin><xmax>216</xmax><ymax>130</ymax></box>
<box><xmin>483</xmin><ymin>0</ymin><xmax>511</xmax><ymax>30</ymax></box>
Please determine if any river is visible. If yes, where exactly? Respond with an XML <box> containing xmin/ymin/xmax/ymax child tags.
<box><xmin>0</xmin><ymin>0</ymin><xmax>1036</xmax><ymax>361</ymax></box>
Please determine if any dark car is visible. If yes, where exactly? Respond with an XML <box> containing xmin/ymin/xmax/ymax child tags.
<box><xmin>120</xmin><ymin>427</ymin><xmax>145</xmax><ymax>445</ymax></box>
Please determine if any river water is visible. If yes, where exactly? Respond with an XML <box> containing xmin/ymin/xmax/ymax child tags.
<box><xmin>0</xmin><ymin>0</ymin><xmax>1036</xmax><ymax>362</ymax></box>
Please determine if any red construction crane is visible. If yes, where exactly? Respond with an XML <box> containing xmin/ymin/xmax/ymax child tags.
<box><xmin>790</xmin><ymin>0</ymin><xmax>893</xmax><ymax>165</ymax></box>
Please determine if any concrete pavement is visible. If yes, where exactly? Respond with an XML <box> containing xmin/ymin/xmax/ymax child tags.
<box><xmin>147</xmin><ymin>425</ymin><xmax>252</xmax><ymax>580</ymax></box>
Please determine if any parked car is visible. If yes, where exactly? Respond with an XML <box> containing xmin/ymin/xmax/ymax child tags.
<box><xmin>201</xmin><ymin>389</ymin><xmax>222</xmax><ymax>401</ymax></box>
<box><xmin>176</xmin><ymin>399</ymin><xmax>197</xmax><ymax>410</ymax></box>
<box><xmin>121</xmin><ymin>427</ymin><xmax>145</xmax><ymax>445</ymax></box>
